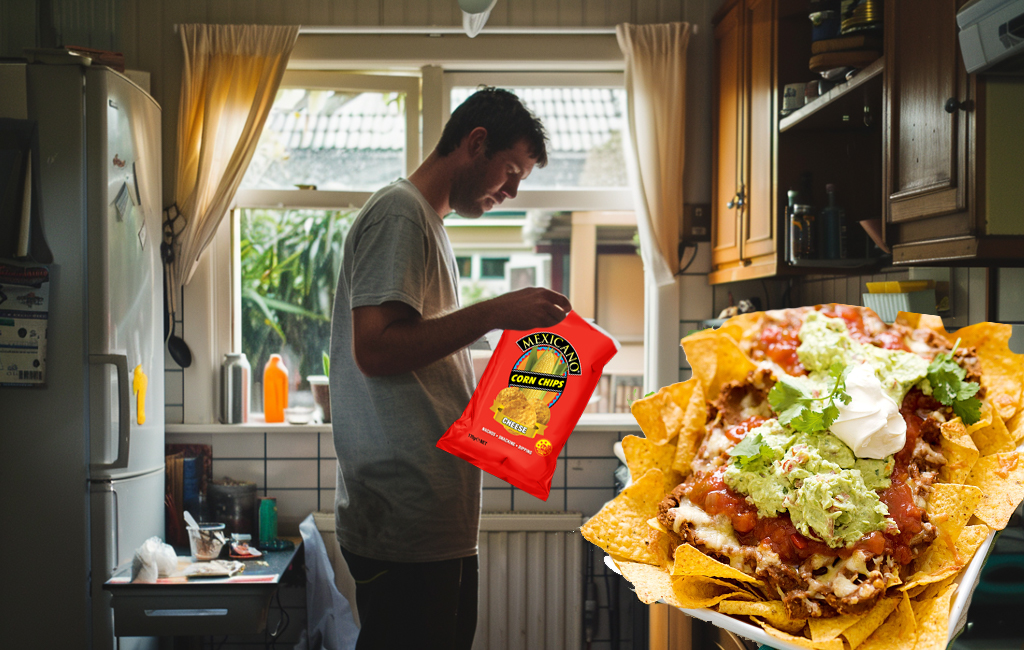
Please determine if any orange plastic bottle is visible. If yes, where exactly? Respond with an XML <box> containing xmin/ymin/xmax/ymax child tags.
<box><xmin>263</xmin><ymin>354</ymin><xmax>289</xmax><ymax>423</ymax></box>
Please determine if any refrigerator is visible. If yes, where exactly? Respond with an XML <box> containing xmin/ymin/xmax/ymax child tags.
<box><xmin>0</xmin><ymin>64</ymin><xmax>164</xmax><ymax>649</ymax></box>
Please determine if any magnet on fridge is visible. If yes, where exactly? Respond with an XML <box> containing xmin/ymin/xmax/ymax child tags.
<box><xmin>114</xmin><ymin>182</ymin><xmax>129</xmax><ymax>222</ymax></box>
<box><xmin>133</xmin><ymin>364</ymin><xmax>148</xmax><ymax>425</ymax></box>
<box><xmin>130</xmin><ymin>162</ymin><xmax>141</xmax><ymax>206</ymax></box>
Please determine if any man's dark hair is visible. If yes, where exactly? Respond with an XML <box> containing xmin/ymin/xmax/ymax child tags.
<box><xmin>436</xmin><ymin>86</ymin><xmax>548</xmax><ymax>167</ymax></box>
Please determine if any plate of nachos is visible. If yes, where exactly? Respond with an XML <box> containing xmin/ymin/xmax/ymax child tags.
<box><xmin>582</xmin><ymin>305</ymin><xmax>1024</xmax><ymax>650</ymax></box>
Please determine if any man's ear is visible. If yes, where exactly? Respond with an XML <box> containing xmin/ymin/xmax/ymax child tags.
<box><xmin>463</xmin><ymin>126</ymin><xmax>488</xmax><ymax>158</ymax></box>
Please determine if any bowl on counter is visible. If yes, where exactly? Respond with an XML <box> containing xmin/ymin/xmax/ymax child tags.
<box><xmin>283</xmin><ymin>406</ymin><xmax>315</xmax><ymax>425</ymax></box>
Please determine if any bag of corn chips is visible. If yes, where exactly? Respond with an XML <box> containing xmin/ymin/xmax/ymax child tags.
<box><xmin>437</xmin><ymin>311</ymin><xmax>619</xmax><ymax>500</ymax></box>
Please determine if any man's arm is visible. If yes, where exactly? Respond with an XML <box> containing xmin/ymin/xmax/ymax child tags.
<box><xmin>352</xmin><ymin>287</ymin><xmax>572</xmax><ymax>377</ymax></box>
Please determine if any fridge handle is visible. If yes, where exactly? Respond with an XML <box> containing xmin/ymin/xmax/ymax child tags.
<box><xmin>90</xmin><ymin>354</ymin><xmax>131</xmax><ymax>471</ymax></box>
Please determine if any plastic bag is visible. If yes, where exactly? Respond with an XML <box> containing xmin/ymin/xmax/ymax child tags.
<box><xmin>130</xmin><ymin>536</ymin><xmax>178</xmax><ymax>583</ymax></box>
<box><xmin>295</xmin><ymin>514</ymin><xmax>359</xmax><ymax>650</ymax></box>
<box><xmin>438</xmin><ymin>311</ymin><xmax>619</xmax><ymax>500</ymax></box>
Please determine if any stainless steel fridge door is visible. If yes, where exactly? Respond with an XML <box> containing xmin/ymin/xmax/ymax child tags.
<box><xmin>87</xmin><ymin>68</ymin><xmax>164</xmax><ymax>479</ymax></box>
<box><xmin>91</xmin><ymin>469</ymin><xmax>164</xmax><ymax>650</ymax></box>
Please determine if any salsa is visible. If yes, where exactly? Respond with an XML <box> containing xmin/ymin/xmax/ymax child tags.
<box><xmin>821</xmin><ymin>304</ymin><xmax>909</xmax><ymax>351</ymax></box>
<box><xmin>760</xmin><ymin>324</ymin><xmax>805</xmax><ymax>376</ymax></box>
<box><xmin>724</xmin><ymin>416</ymin><xmax>768</xmax><ymax>443</ymax></box>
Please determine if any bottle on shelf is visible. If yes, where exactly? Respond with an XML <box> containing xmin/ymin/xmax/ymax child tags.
<box><xmin>820</xmin><ymin>183</ymin><xmax>848</xmax><ymax>259</ymax></box>
<box><xmin>263</xmin><ymin>354</ymin><xmax>289</xmax><ymax>423</ymax></box>
<box><xmin>786</xmin><ymin>189</ymin><xmax>803</xmax><ymax>264</ymax></box>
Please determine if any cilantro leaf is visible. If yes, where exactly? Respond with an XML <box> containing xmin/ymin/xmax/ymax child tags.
<box><xmin>727</xmin><ymin>432</ymin><xmax>773</xmax><ymax>469</ymax></box>
<box><xmin>926</xmin><ymin>338</ymin><xmax>982</xmax><ymax>425</ymax></box>
<box><xmin>767</xmin><ymin>362</ymin><xmax>851</xmax><ymax>433</ymax></box>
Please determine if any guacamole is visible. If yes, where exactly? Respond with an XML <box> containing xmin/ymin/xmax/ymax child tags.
<box><xmin>797</xmin><ymin>312</ymin><xmax>929</xmax><ymax>404</ymax></box>
<box><xmin>724</xmin><ymin>419</ymin><xmax>895</xmax><ymax>548</ymax></box>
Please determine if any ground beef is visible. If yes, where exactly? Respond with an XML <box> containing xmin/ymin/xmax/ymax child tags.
<box><xmin>707</xmin><ymin>369</ymin><xmax>775</xmax><ymax>427</ymax></box>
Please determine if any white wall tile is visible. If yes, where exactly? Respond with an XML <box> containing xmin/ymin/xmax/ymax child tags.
<box><xmin>319</xmin><ymin>432</ymin><xmax>337</xmax><ymax>458</ymax></box>
<box><xmin>969</xmin><ymin>268</ymin><xmax>989</xmax><ymax>324</ymax></box>
<box><xmin>567</xmin><ymin>489</ymin><xmax>615</xmax><ymax>517</ymax></box>
<box><xmin>164</xmin><ymin>371</ymin><xmax>183</xmax><ymax>405</ymax></box>
<box><xmin>165</xmin><ymin>405</ymin><xmax>184</xmax><ymax>424</ymax></box>
<box><xmin>998</xmin><ymin>268</ymin><xmax>1024</xmax><ymax>322</ymax></box>
<box><xmin>512</xmin><ymin>490</ymin><xmax>566</xmax><ymax>511</ymax></box>
<box><xmin>267</xmin><ymin>431</ymin><xmax>319</xmax><ymax>457</ymax></box>
<box><xmin>212</xmin><ymin>459</ymin><xmax>264</xmax><ymax>485</ymax></box>
<box><xmin>848</xmin><ymin>277</ymin><xmax>863</xmax><ymax>306</ymax></box>
<box><xmin>483</xmin><ymin>489</ymin><xmax>513</xmax><ymax>511</ymax></box>
<box><xmin>565</xmin><ymin>458</ymin><xmax>620</xmax><ymax>487</ymax></box>
<box><xmin>319</xmin><ymin>460</ymin><xmax>338</xmax><ymax>489</ymax></box>
<box><xmin>679</xmin><ymin>273</ymin><xmax>714</xmax><ymax>320</ymax></box>
<box><xmin>268</xmin><ymin>489</ymin><xmax>319</xmax><ymax>535</ymax></box>
<box><xmin>267</xmin><ymin>459</ymin><xmax>319</xmax><ymax>488</ymax></box>
<box><xmin>483</xmin><ymin>471</ymin><xmax>510</xmax><ymax>488</ymax></box>
<box><xmin>166</xmin><ymin>432</ymin><xmax>213</xmax><ymax>446</ymax></box>
<box><xmin>565</xmin><ymin>431</ymin><xmax>618</xmax><ymax>457</ymax></box>
<box><xmin>213</xmin><ymin>431</ymin><xmax>265</xmax><ymax>458</ymax></box>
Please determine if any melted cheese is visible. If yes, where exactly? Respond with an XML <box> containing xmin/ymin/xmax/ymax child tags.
<box><xmin>668</xmin><ymin>498</ymin><xmax>741</xmax><ymax>553</ymax></box>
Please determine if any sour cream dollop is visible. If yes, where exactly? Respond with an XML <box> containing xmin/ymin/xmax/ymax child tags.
<box><xmin>830</xmin><ymin>363</ymin><xmax>906</xmax><ymax>459</ymax></box>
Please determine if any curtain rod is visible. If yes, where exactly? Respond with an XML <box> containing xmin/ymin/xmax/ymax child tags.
<box><xmin>173</xmin><ymin>25</ymin><xmax>697</xmax><ymax>36</ymax></box>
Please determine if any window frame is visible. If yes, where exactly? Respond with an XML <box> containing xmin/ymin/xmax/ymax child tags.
<box><xmin>443</xmin><ymin>71</ymin><xmax>633</xmax><ymax>212</ymax></box>
<box><xmin>180</xmin><ymin>60</ymin><xmax>681</xmax><ymax>423</ymax></box>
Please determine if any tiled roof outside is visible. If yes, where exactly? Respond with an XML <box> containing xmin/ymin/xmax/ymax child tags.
<box><xmin>242</xmin><ymin>86</ymin><xmax>628</xmax><ymax>191</ymax></box>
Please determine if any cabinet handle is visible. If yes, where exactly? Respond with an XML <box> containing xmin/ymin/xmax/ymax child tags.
<box><xmin>944</xmin><ymin>97</ymin><xmax>969</xmax><ymax>113</ymax></box>
<box><xmin>726</xmin><ymin>190</ymin><xmax>746</xmax><ymax>210</ymax></box>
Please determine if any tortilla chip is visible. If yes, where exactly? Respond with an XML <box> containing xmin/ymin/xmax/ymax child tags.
<box><xmin>672</xmin><ymin>381</ymin><xmax>708</xmax><ymax>476</ymax></box>
<box><xmin>808</xmin><ymin>612</ymin><xmax>862</xmax><ymax>642</ymax></box>
<box><xmin>966</xmin><ymin>451</ymin><xmax>1024</xmax><ymax>529</ymax></box>
<box><xmin>910</xmin><ymin>583</ymin><xmax>957</xmax><ymax>650</ymax></box>
<box><xmin>581</xmin><ymin>469</ymin><xmax>667</xmax><ymax>564</ymax></box>
<box><xmin>757</xmin><ymin>620</ymin><xmax>843</xmax><ymax>650</ymax></box>
<box><xmin>630</xmin><ymin>386</ymin><xmax>686</xmax><ymax>445</ymax></box>
<box><xmin>1007</xmin><ymin>410</ymin><xmax>1024</xmax><ymax>444</ymax></box>
<box><xmin>670</xmin><ymin>543</ymin><xmax>760</xmax><ymax>584</ymax></box>
<box><xmin>859</xmin><ymin>592</ymin><xmax>916</xmax><ymax>650</ymax></box>
<box><xmin>614</xmin><ymin>558</ymin><xmax>678</xmax><ymax>605</ymax></box>
<box><xmin>896</xmin><ymin>312</ymin><xmax>948</xmax><ymax>336</ymax></box>
<box><xmin>955</xmin><ymin>322</ymin><xmax>1024</xmax><ymax>422</ymax></box>
<box><xmin>621</xmin><ymin>435</ymin><xmax>682</xmax><ymax>493</ymax></box>
<box><xmin>718</xmin><ymin>312</ymin><xmax>765</xmax><ymax>346</ymax></box>
<box><xmin>681</xmin><ymin>331</ymin><xmax>757</xmax><ymax>399</ymax></box>
<box><xmin>718</xmin><ymin>600</ymin><xmax>806</xmax><ymax>635</ymax></box>
<box><xmin>914</xmin><ymin>573</ymin><xmax>958</xmax><ymax>603</ymax></box>
<box><xmin>955</xmin><ymin>524</ymin><xmax>991</xmax><ymax>567</ymax></box>
<box><xmin>672</xmin><ymin>575</ymin><xmax>756</xmax><ymax>609</ymax></box>
<box><xmin>911</xmin><ymin>484</ymin><xmax>983</xmax><ymax>578</ymax></box>
<box><xmin>842</xmin><ymin>595</ymin><xmax>900</xmax><ymax>649</ymax></box>
<box><xmin>900</xmin><ymin>566</ymin><xmax>960</xmax><ymax>593</ymax></box>
<box><xmin>966</xmin><ymin>400</ymin><xmax>994</xmax><ymax>436</ymax></box>
<box><xmin>971</xmin><ymin>409</ymin><xmax>1016</xmax><ymax>456</ymax></box>
<box><xmin>938</xmin><ymin>418</ymin><xmax>980</xmax><ymax>485</ymax></box>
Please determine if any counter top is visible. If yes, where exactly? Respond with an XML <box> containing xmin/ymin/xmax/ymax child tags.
<box><xmin>104</xmin><ymin>541</ymin><xmax>302</xmax><ymax>636</ymax></box>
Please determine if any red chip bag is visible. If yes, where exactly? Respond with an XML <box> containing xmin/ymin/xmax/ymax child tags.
<box><xmin>437</xmin><ymin>311</ymin><xmax>619</xmax><ymax>500</ymax></box>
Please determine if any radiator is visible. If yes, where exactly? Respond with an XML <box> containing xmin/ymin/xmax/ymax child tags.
<box><xmin>474</xmin><ymin>512</ymin><xmax>584</xmax><ymax>650</ymax></box>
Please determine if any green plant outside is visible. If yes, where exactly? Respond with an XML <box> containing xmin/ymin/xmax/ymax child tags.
<box><xmin>240</xmin><ymin>208</ymin><xmax>356</xmax><ymax>393</ymax></box>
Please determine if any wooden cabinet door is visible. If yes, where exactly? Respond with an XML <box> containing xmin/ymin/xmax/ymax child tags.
<box><xmin>742</xmin><ymin>0</ymin><xmax>776</xmax><ymax>260</ymax></box>
<box><xmin>884</xmin><ymin>0</ymin><xmax>971</xmax><ymax>227</ymax></box>
<box><xmin>712</xmin><ymin>1</ymin><xmax>744</xmax><ymax>268</ymax></box>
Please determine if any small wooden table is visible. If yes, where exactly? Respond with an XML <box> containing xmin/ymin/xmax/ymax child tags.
<box><xmin>104</xmin><ymin>541</ymin><xmax>302</xmax><ymax>637</ymax></box>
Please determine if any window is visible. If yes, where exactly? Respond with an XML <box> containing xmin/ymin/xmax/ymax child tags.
<box><xmin>238</xmin><ymin>208</ymin><xmax>356</xmax><ymax>407</ymax></box>
<box><xmin>479</xmin><ymin>257</ymin><xmax>509</xmax><ymax>279</ymax></box>
<box><xmin>186</xmin><ymin>65</ymin><xmax>671</xmax><ymax>424</ymax></box>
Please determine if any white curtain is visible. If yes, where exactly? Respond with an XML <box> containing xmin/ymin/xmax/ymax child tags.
<box><xmin>617</xmin><ymin>22</ymin><xmax>691</xmax><ymax>287</ymax></box>
<box><xmin>165</xmin><ymin>24</ymin><xmax>299</xmax><ymax>320</ymax></box>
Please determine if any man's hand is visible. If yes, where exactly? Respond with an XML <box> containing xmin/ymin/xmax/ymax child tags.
<box><xmin>484</xmin><ymin>287</ymin><xmax>571</xmax><ymax>331</ymax></box>
<box><xmin>352</xmin><ymin>288</ymin><xmax>572</xmax><ymax>377</ymax></box>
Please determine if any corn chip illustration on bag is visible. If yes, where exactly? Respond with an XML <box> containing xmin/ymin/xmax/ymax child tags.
<box><xmin>437</xmin><ymin>311</ymin><xmax>619</xmax><ymax>500</ymax></box>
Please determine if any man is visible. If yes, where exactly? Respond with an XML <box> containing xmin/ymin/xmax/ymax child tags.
<box><xmin>329</xmin><ymin>87</ymin><xmax>571</xmax><ymax>649</ymax></box>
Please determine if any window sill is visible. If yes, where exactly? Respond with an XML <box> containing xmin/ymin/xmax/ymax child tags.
<box><xmin>165</xmin><ymin>412</ymin><xmax>639</xmax><ymax>434</ymax></box>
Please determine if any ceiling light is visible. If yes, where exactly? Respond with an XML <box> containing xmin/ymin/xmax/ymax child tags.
<box><xmin>459</xmin><ymin>0</ymin><xmax>498</xmax><ymax>38</ymax></box>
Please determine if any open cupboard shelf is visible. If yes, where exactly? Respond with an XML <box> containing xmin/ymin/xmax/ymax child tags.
<box><xmin>780</xmin><ymin>57</ymin><xmax>884</xmax><ymax>133</ymax></box>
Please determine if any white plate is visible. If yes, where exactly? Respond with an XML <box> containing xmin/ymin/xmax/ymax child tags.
<box><xmin>659</xmin><ymin>529</ymin><xmax>999</xmax><ymax>650</ymax></box>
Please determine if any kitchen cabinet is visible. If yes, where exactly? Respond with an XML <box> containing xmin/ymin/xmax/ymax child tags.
<box><xmin>710</xmin><ymin>0</ymin><xmax>883</xmax><ymax>285</ymax></box>
<box><xmin>710</xmin><ymin>0</ymin><xmax>777</xmax><ymax>284</ymax></box>
<box><xmin>884</xmin><ymin>0</ymin><xmax>1024</xmax><ymax>264</ymax></box>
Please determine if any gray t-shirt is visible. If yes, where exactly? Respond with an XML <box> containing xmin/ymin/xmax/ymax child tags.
<box><xmin>329</xmin><ymin>179</ymin><xmax>480</xmax><ymax>563</ymax></box>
